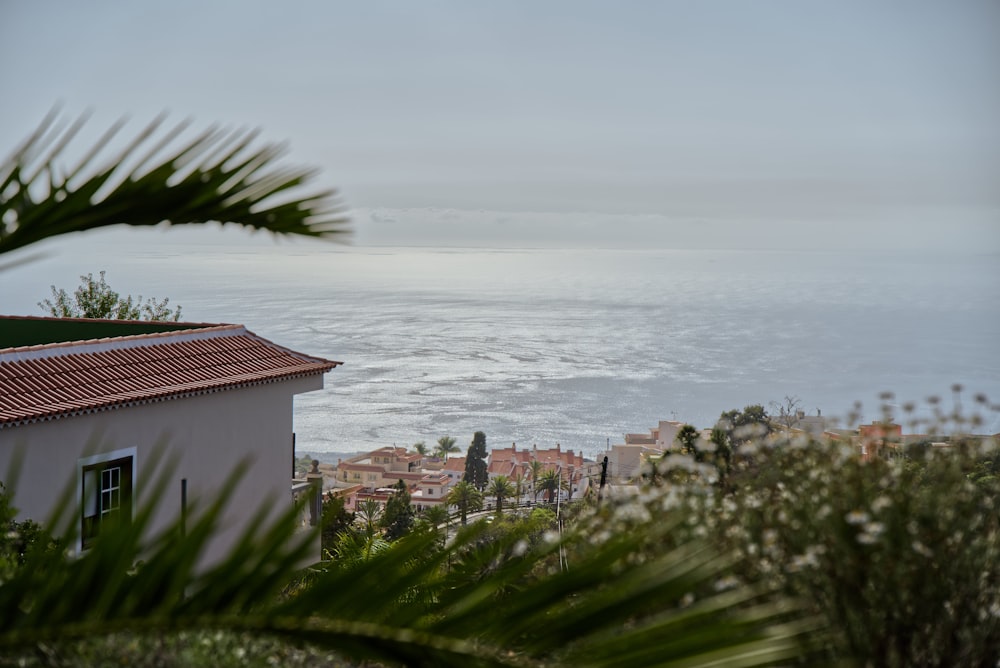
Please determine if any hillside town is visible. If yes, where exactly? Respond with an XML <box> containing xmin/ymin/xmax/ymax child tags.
<box><xmin>307</xmin><ymin>410</ymin><xmax>998</xmax><ymax>517</ymax></box>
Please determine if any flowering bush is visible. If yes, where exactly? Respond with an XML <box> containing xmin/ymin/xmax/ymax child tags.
<box><xmin>574</xmin><ymin>397</ymin><xmax>1000</xmax><ymax>667</ymax></box>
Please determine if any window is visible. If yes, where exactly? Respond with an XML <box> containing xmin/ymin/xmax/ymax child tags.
<box><xmin>80</xmin><ymin>450</ymin><xmax>135</xmax><ymax>550</ymax></box>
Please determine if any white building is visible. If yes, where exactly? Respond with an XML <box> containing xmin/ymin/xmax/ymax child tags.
<box><xmin>0</xmin><ymin>315</ymin><xmax>340</xmax><ymax>566</ymax></box>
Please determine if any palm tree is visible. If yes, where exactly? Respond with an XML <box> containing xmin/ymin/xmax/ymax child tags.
<box><xmin>1</xmin><ymin>112</ymin><xmax>348</xmax><ymax>261</ymax></box>
<box><xmin>412</xmin><ymin>441</ymin><xmax>428</xmax><ymax>456</ymax></box>
<box><xmin>419</xmin><ymin>504</ymin><xmax>449</xmax><ymax>531</ymax></box>
<box><xmin>0</xmin><ymin>467</ymin><xmax>814</xmax><ymax>666</ymax></box>
<box><xmin>529</xmin><ymin>459</ymin><xmax>544</xmax><ymax>503</ymax></box>
<box><xmin>487</xmin><ymin>476</ymin><xmax>515</xmax><ymax>517</ymax></box>
<box><xmin>538</xmin><ymin>469</ymin><xmax>568</xmax><ymax>504</ymax></box>
<box><xmin>445</xmin><ymin>480</ymin><xmax>483</xmax><ymax>525</ymax></box>
<box><xmin>436</xmin><ymin>435</ymin><xmax>459</xmax><ymax>460</ymax></box>
<box><xmin>355</xmin><ymin>498</ymin><xmax>383</xmax><ymax>541</ymax></box>
<box><xmin>511</xmin><ymin>472</ymin><xmax>527</xmax><ymax>506</ymax></box>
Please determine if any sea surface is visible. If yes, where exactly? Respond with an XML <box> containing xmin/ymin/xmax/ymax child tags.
<box><xmin>4</xmin><ymin>236</ymin><xmax>999</xmax><ymax>458</ymax></box>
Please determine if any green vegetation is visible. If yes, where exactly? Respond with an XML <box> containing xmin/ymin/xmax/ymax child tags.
<box><xmin>39</xmin><ymin>270</ymin><xmax>183</xmax><ymax>321</ymax></box>
<box><xmin>0</xmin><ymin>112</ymin><xmax>347</xmax><ymax>260</ymax></box>
<box><xmin>445</xmin><ymin>480</ymin><xmax>483</xmax><ymax>526</ymax></box>
<box><xmin>435</xmin><ymin>435</ymin><xmax>459</xmax><ymax>460</ymax></box>
<box><xmin>380</xmin><ymin>479</ymin><xmax>415</xmax><ymax>541</ymax></box>
<box><xmin>0</xmin><ymin>463</ymin><xmax>814</xmax><ymax>667</ymax></box>
<box><xmin>464</xmin><ymin>431</ymin><xmax>489</xmax><ymax>490</ymax></box>
<box><xmin>3</xmin><ymin>399</ymin><xmax>997</xmax><ymax>665</ymax></box>
<box><xmin>486</xmin><ymin>476</ymin><xmax>515</xmax><ymax>516</ymax></box>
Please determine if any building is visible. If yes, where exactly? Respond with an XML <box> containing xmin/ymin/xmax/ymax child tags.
<box><xmin>335</xmin><ymin>446</ymin><xmax>423</xmax><ymax>488</ymax></box>
<box><xmin>333</xmin><ymin>447</ymin><xmax>453</xmax><ymax>511</ymax></box>
<box><xmin>487</xmin><ymin>443</ymin><xmax>592</xmax><ymax>503</ymax></box>
<box><xmin>858</xmin><ymin>421</ymin><xmax>903</xmax><ymax>461</ymax></box>
<box><xmin>0</xmin><ymin>315</ymin><xmax>339</xmax><ymax>566</ymax></box>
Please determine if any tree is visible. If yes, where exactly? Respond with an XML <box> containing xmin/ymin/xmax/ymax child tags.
<box><xmin>511</xmin><ymin>472</ymin><xmax>527</xmax><ymax>505</ymax></box>
<box><xmin>445</xmin><ymin>480</ymin><xmax>483</xmax><ymax>526</ymax></box>
<box><xmin>39</xmin><ymin>271</ymin><xmax>182</xmax><ymax>321</ymax></box>
<box><xmin>1</xmin><ymin>113</ymin><xmax>347</xmax><ymax>261</ymax></box>
<box><xmin>412</xmin><ymin>441</ymin><xmax>428</xmax><ymax>456</ymax></box>
<box><xmin>355</xmin><ymin>498</ymin><xmax>382</xmax><ymax>541</ymax></box>
<box><xmin>710</xmin><ymin>426</ymin><xmax>734</xmax><ymax>489</ymax></box>
<box><xmin>487</xmin><ymin>476</ymin><xmax>515</xmax><ymax>517</ymax></box>
<box><xmin>435</xmin><ymin>435</ymin><xmax>459</xmax><ymax>459</ymax></box>
<box><xmin>380</xmin><ymin>479</ymin><xmax>414</xmax><ymax>541</ymax></box>
<box><xmin>529</xmin><ymin>460</ymin><xmax>545</xmax><ymax>503</ymax></box>
<box><xmin>675</xmin><ymin>424</ymin><xmax>702</xmax><ymax>459</ymax></box>
<box><xmin>319</xmin><ymin>493</ymin><xmax>354</xmax><ymax>557</ymax></box>
<box><xmin>717</xmin><ymin>404</ymin><xmax>772</xmax><ymax>449</ymax></box>
<box><xmin>770</xmin><ymin>395</ymin><xmax>803</xmax><ymax>429</ymax></box>
<box><xmin>463</xmin><ymin>431</ymin><xmax>489</xmax><ymax>490</ymax></box>
<box><xmin>418</xmin><ymin>505</ymin><xmax>449</xmax><ymax>531</ymax></box>
<box><xmin>538</xmin><ymin>469</ymin><xmax>568</xmax><ymax>504</ymax></box>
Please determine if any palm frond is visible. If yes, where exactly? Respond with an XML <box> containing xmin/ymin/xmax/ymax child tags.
<box><xmin>0</xmin><ymin>460</ymin><xmax>818</xmax><ymax>667</ymax></box>
<box><xmin>0</xmin><ymin>111</ymin><xmax>349</xmax><ymax>256</ymax></box>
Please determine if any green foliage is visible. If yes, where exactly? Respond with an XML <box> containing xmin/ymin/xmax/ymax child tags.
<box><xmin>537</xmin><ymin>469</ymin><xmax>568</xmax><ymax>503</ymax></box>
<box><xmin>412</xmin><ymin>441</ymin><xmax>428</xmax><ymax>456</ymax></box>
<box><xmin>719</xmin><ymin>441</ymin><xmax>1000</xmax><ymax>666</ymax></box>
<box><xmin>319</xmin><ymin>494</ymin><xmax>353</xmax><ymax>556</ymax></box>
<box><xmin>380</xmin><ymin>479</ymin><xmax>415</xmax><ymax>541</ymax></box>
<box><xmin>529</xmin><ymin>460</ymin><xmax>544</xmax><ymax>502</ymax></box>
<box><xmin>1</xmin><ymin>112</ymin><xmax>348</xmax><ymax>258</ymax></box>
<box><xmin>675</xmin><ymin>423</ymin><xmax>700</xmax><ymax>455</ymax></box>
<box><xmin>464</xmin><ymin>431</ymin><xmax>489</xmax><ymax>490</ymax></box>
<box><xmin>435</xmin><ymin>435</ymin><xmax>459</xmax><ymax>459</ymax></box>
<box><xmin>643</xmin><ymin>402</ymin><xmax>1000</xmax><ymax>667</ymax></box>
<box><xmin>717</xmin><ymin>404</ymin><xmax>771</xmax><ymax>449</ymax></box>
<box><xmin>0</xmin><ymin>462</ymin><xmax>812</xmax><ymax>667</ymax></box>
<box><xmin>445</xmin><ymin>480</ymin><xmax>483</xmax><ymax>526</ymax></box>
<box><xmin>0</xmin><ymin>483</ymin><xmax>58</xmax><ymax>583</ymax></box>
<box><xmin>487</xmin><ymin>476</ymin><xmax>515</xmax><ymax>516</ymax></box>
<box><xmin>39</xmin><ymin>270</ymin><xmax>182</xmax><ymax>321</ymax></box>
<box><xmin>417</xmin><ymin>505</ymin><xmax>450</xmax><ymax>534</ymax></box>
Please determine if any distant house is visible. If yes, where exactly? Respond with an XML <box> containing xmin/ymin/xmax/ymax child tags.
<box><xmin>335</xmin><ymin>446</ymin><xmax>422</xmax><ymax>488</ymax></box>
<box><xmin>0</xmin><ymin>315</ymin><xmax>340</xmax><ymax>566</ymax></box>
<box><xmin>488</xmin><ymin>443</ymin><xmax>592</xmax><ymax>502</ymax></box>
<box><xmin>333</xmin><ymin>447</ymin><xmax>449</xmax><ymax>511</ymax></box>
<box><xmin>858</xmin><ymin>421</ymin><xmax>903</xmax><ymax>461</ymax></box>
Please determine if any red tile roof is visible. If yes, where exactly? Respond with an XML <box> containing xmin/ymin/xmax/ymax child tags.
<box><xmin>0</xmin><ymin>322</ymin><xmax>340</xmax><ymax>428</ymax></box>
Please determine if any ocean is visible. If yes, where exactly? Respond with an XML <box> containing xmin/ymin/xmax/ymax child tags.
<box><xmin>4</xmin><ymin>233</ymin><xmax>999</xmax><ymax>459</ymax></box>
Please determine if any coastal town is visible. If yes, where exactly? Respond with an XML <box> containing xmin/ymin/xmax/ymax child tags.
<box><xmin>305</xmin><ymin>410</ymin><xmax>996</xmax><ymax>518</ymax></box>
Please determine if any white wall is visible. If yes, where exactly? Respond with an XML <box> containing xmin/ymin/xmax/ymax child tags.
<box><xmin>0</xmin><ymin>375</ymin><xmax>323</xmax><ymax>568</ymax></box>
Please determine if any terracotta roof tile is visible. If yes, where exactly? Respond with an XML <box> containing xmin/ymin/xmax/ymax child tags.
<box><xmin>0</xmin><ymin>324</ymin><xmax>340</xmax><ymax>428</ymax></box>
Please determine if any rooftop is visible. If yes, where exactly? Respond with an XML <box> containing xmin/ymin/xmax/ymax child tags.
<box><xmin>0</xmin><ymin>315</ymin><xmax>341</xmax><ymax>428</ymax></box>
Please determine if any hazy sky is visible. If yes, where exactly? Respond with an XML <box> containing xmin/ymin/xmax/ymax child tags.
<box><xmin>1</xmin><ymin>1</ymin><xmax>998</xmax><ymax>250</ymax></box>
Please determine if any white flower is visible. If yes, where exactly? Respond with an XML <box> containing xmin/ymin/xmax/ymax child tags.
<box><xmin>863</xmin><ymin>522</ymin><xmax>885</xmax><ymax>537</ymax></box>
<box><xmin>713</xmin><ymin>575</ymin><xmax>740</xmax><ymax>591</ymax></box>
<box><xmin>846</xmin><ymin>510</ymin><xmax>870</xmax><ymax>525</ymax></box>
<box><xmin>857</xmin><ymin>532</ymin><xmax>878</xmax><ymax>545</ymax></box>
<box><xmin>871</xmin><ymin>495</ymin><xmax>892</xmax><ymax>513</ymax></box>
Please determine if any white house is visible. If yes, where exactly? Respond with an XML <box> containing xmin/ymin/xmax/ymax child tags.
<box><xmin>0</xmin><ymin>315</ymin><xmax>340</xmax><ymax>566</ymax></box>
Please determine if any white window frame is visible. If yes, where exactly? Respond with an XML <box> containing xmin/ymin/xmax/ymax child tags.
<box><xmin>77</xmin><ymin>447</ymin><xmax>137</xmax><ymax>554</ymax></box>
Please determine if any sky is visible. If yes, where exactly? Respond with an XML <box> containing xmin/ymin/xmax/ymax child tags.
<box><xmin>1</xmin><ymin>0</ymin><xmax>998</xmax><ymax>251</ymax></box>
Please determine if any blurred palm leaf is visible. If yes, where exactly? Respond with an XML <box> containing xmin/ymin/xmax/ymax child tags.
<box><xmin>0</xmin><ymin>110</ymin><xmax>348</xmax><ymax>256</ymax></box>
<box><xmin>0</xmin><ymin>460</ymin><xmax>818</xmax><ymax>667</ymax></box>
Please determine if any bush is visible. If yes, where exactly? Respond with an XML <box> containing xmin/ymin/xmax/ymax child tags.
<box><xmin>582</xmin><ymin>403</ymin><xmax>1000</xmax><ymax>667</ymax></box>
